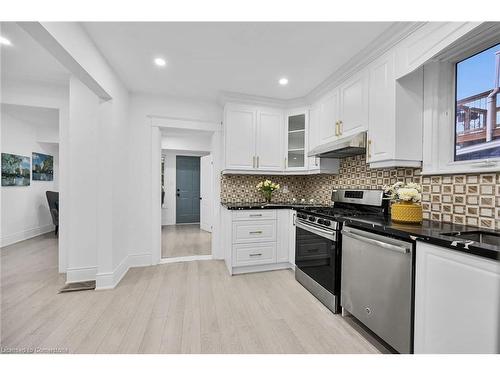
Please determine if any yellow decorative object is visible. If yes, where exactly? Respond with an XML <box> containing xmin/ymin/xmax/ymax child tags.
<box><xmin>391</xmin><ymin>201</ymin><xmax>423</xmax><ymax>224</ymax></box>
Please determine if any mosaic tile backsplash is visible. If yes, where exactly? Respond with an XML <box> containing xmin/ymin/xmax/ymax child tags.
<box><xmin>221</xmin><ymin>154</ymin><xmax>500</xmax><ymax>230</ymax></box>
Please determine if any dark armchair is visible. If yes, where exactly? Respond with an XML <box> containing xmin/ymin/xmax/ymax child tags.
<box><xmin>46</xmin><ymin>191</ymin><xmax>59</xmax><ymax>236</ymax></box>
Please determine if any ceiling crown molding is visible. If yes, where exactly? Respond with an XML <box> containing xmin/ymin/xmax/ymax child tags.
<box><xmin>305</xmin><ymin>22</ymin><xmax>426</xmax><ymax>103</ymax></box>
<box><xmin>217</xmin><ymin>91</ymin><xmax>307</xmax><ymax>109</ymax></box>
<box><xmin>432</xmin><ymin>22</ymin><xmax>500</xmax><ymax>62</ymax></box>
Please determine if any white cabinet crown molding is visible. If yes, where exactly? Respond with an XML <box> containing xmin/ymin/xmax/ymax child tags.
<box><xmin>306</xmin><ymin>22</ymin><xmax>426</xmax><ymax>103</ymax></box>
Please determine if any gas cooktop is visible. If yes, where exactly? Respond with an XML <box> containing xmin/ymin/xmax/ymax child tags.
<box><xmin>295</xmin><ymin>189</ymin><xmax>389</xmax><ymax>229</ymax></box>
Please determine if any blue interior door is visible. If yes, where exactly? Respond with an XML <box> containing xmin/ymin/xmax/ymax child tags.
<box><xmin>176</xmin><ymin>156</ymin><xmax>201</xmax><ymax>224</ymax></box>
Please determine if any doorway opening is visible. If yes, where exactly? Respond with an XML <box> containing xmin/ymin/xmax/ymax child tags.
<box><xmin>1</xmin><ymin>22</ymin><xmax>70</xmax><ymax>282</ymax></box>
<box><xmin>160</xmin><ymin>128</ymin><xmax>214</xmax><ymax>261</ymax></box>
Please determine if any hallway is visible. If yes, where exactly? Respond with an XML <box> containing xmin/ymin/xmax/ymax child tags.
<box><xmin>161</xmin><ymin>224</ymin><xmax>211</xmax><ymax>259</ymax></box>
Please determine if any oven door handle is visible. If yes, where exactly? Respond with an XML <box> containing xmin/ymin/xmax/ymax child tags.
<box><xmin>341</xmin><ymin>229</ymin><xmax>410</xmax><ymax>254</ymax></box>
<box><xmin>296</xmin><ymin>220</ymin><xmax>335</xmax><ymax>240</ymax></box>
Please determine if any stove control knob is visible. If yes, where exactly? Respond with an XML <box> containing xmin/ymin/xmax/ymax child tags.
<box><xmin>317</xmin><ymin>219</ymin><xmax>324</xmax><ymax>225</ymax></box>
<box><xmin>323</xmin><ymin>220</ymin><xmax>331</xmax><ymax>226</ymax></box>
<box><xmin>308</xmin><ymin>216</ymin><xmax>316</xmax><ymax>222</ymax></box>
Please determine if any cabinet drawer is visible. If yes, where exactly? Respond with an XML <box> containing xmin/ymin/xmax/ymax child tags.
<box><xmin>232</xmin><ymin>210</ymin><xmax>277</xmax><ymax>221</ymax></box>
<box><xmin>233</xmin><ymin>243</ymin><xmax>276</xmax><ymax>267</ymax></box>
<box><xmin>232</xmin><ymin>220</ymin><xmax>277</xmax><ymax>244</ymax></box>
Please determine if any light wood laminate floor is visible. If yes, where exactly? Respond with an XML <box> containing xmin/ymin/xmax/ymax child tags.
<box><xmin>1</xmin><ymin>234</ymin><xmax>387</xmax><ymax>354</ymax></box>
<box><xmin>162</xmin><ymin>224</ymin><xmax>211</xmax><ymax>259</ymax></box>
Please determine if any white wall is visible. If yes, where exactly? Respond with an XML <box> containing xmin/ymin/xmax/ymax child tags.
<box><xmin>65</xmin><ymin>77</ymin><xmax>99</xmax><ymax>282</ymax></box>
<box><xmin>128</xmin><ymin>93</ymin><xmax>222</xmax><ymax>262</ymax></box>
<box><xmin>0</xmin><ymin>110</ymin><xmax>59</xmax><ymax>246</ymax></box>
<box><xmin>161</xmin><ymin>132</ymin><xmax>213</xmax><ymax>152</ymax></box>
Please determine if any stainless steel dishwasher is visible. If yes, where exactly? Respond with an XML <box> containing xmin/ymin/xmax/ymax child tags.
<box><xmin>341</xmin><ymin>225</ymin><xmax>414</xmax><ymax>354</ymax></box>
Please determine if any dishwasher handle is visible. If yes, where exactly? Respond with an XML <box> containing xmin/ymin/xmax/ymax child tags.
<box><xmin>341</xmin><ymin>228</ymin><xmax>410</xmax><ymax>254</ymax></box>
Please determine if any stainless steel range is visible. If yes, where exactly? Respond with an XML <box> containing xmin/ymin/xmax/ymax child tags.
<box><xmin>294</xmin><ymin>189</ymin><xmax>389</xmax><ymax>314</ymax></box>
<box><xmin>295</xmin><ymin>188</ymin><xmax>416</xmax><ymax>353</ymax></box>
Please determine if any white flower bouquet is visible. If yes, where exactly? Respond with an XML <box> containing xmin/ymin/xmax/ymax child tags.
<box><xmin>256</xmin><ymin>179</ymin><xmax>280</xmax><ymax>203</ymax></box>
<box><xmin>384</xmin><ymin>182</ymin><xmax>422</xmax><ymax>203</ymax></box>
<box><xmin>384</xmin><ymin>182</ymin><xmax>423</xmax><ymax>223</ymax></box>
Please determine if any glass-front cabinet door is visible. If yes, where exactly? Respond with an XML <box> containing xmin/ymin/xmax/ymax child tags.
<box><xmin>286</xmin><ymin>112</ymin><xmax>307</xmax><ymax>170</ymax></box>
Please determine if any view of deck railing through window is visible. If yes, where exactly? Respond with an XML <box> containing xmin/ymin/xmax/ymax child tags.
<box><xmin>455</xmin><ymin>43</ymin><xmax>500</xmax><ymax>161</ymax></box>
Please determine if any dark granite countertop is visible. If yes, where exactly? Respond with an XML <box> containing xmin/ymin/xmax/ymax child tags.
<box><xmin>343</xmin><ymin>215</ymin><xmax>500</xmax><ymax>261</ymax></box>
<box><xmin>221</xmin><ymin>202</ymin><xmax>323</xmax><ymax>210</ymax></box>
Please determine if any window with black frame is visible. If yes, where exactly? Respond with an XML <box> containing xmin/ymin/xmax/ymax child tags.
<box><xmin>454</xmin><ymin>42</ymin><xmax>500</xmax><ymax>161</ymax></box>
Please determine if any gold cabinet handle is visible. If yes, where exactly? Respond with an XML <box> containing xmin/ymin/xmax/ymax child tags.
<box><xmin>339</xmin><ymin>120</ymin><xmax>343</xmax><ymax>135</ymax></box>
<box><xmin>335</xmin><ymin>121</ymin><xmax>339</xmax><ymax>136</ymax></box>
<box><xmin>367</xmin><ymin>139</ymin><xmax>372</xmax><ymax>159</ymax></box>
<box><xmin>249</xmin><ymin>231</ymin><xmax>263</xmax><ymax>235</ymax></box>
<box><xmin>285</xmin><ymin>157</ymin><xmax>288</xmax><ymax>168</ymax></box>
<box><xmin>257</xmin><ymin>156</ymin><xmax>259</xmax><ymax>168</ymax></box>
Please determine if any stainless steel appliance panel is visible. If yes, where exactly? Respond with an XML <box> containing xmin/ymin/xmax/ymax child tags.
<box><xmin>295</xmin><ymin>219</ymin><xmax>340</xmax><ymax>314</ymax></box>
<box><xmin>341</xmin><ymin>226</ymin><xmax>413</xmax><ymax>353</ymax></box>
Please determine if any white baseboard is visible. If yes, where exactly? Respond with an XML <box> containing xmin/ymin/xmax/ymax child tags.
<box><xmin>96</xmin><ymin>257</ymin><xmax>128</xmax><ymax>290</ymax></box>
<box><xmin>160</xmin><ymin>254</ymin><xmax>213</xmax><ymax>264</ymax></box>
<box><xmin>231</xmin><ymin>262</ymin><xmax>293</xmax><ymax>275</ymax></box>
<box><xmin>0</xmin><ymin>224</ymin><xmax>55</xmax><ymax>248</ymax></box>
<box><xmin>66</xmin><ymin>265</ymin><xmax>97</xmax><ymax>283</ymax></box>
<box><xmin>95</xmin><ymin>252</ymin><xmax>154</xmax><ymax>290</ymax></box>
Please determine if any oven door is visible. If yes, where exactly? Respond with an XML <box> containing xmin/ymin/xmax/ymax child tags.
<box><xmin>295</xmin><ymin>220</ymin><xmax>338</xmax><ymax>297</ymax></box>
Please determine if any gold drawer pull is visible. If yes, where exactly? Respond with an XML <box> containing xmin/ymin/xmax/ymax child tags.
<box><xmin>249</xmin><ymin>253</ymin><xmax>262</xmax><ymax>257</ymax></box>
<box><xmin>249</xmin><ymin>214</ymin><xmax>262</xmax><ymax>217</ymax></box>
<box><xmin>249</xmin><ymin>231</ymin><xmax>263</xmax><ymax>234</ymax></box>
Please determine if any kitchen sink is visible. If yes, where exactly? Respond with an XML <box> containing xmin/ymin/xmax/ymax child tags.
<box><xmin>440</xmin><ymin>230</ymin><xmax>500</xmax><ymax>247</ymax></box>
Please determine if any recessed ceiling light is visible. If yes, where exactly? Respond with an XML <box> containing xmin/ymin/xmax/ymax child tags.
<box><xmin>154</xmin><ymin>57</ymin><xmax>167</xmax><ymax>67</ymax></box>
<box><xmin>279</xmin><ymin>77</ymin><xmax>288</xmax><ymax>86</ymax></box>
<box><xmin>0</xmin><ymin>36</ymin><xmax>12</xmax><ymax>46</ymax></box>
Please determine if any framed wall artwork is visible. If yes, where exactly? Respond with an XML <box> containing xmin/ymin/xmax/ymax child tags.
<box><xmin>1</xmin><ymin>153</ymin><xmax>31</xmax><ymax>186</ymax></box>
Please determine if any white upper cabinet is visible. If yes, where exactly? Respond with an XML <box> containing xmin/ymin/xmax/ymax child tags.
<box><xmin>308</xmin><ymin>105</ymin><xmax>340</xmax><ymax>173</ymax></box>
<box><xmin>285</xmin><ymin>110</ymin><xmax>307</xmax><ymax>171</ymax></box>
<box><xmin>366</xmin><ymin>51</ymin><xmax>423</xmax><ymax>168</ymax></box>
<box><xmin>338</xmin><ymin>71</ymin><xmax>368</xmax><ymax>137</ymax></box>
<box><xmin>367</xmin><ymin>51</ymin><xmax>396</xmax><ymax>163</ymax></box>
<box><xmin>224</xmin><ymin>104</ymin><xmax>256</xmax><ymax>170</ymax></box>
<box><xmin>318</xmin><ymin>89</ymin><xmax>339</xmax><ymax>144</ymax></box>
<box><xmin>312</xmin><ymin>71</ymin><xmax>368</xmax><ymax>146</ymax></box>
<box><xmin>308</xmin><ymin>104</ymin><xmax>321</xmax><ymax>152</ymax></box>
<box><xmin>256</xmin><ymin>110</ymin><xmax>284</xmax><ymax>171</ymax></box>
<box><xmin>224</xmin><ymin>103</ymin><xmax>283</xmax><ymax>172</ymax></box>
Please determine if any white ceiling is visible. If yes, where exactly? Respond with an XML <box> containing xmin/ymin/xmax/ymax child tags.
<box><xmin>82</xmin><ymin>22</ymin><xmax>395</xmax><ymax>100</ymax></box>
<box><xmin>0</xmin><ymin>22</ymin><xmax>69</xmax><ymax>85</ymax></box>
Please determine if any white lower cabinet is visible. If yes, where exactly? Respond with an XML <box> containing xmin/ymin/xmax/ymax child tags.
<box><xmin>222</xmin><ymin>208</ymin><xmax>295</xmax><ymax>275</ymax></box>
<box><xmin>414</xmin><ymin>242</ymin><xmax>500</xmax><ymax>354</ymax></box>
<box><xmin>232</xmin><ymin>220</ymin><xmax>277</xmax><ymax>244</ymax></box>
<box><xmin>233</xmin><ymin>243</ymin><xmax>276</xmax><ymax>267</ymax></box>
